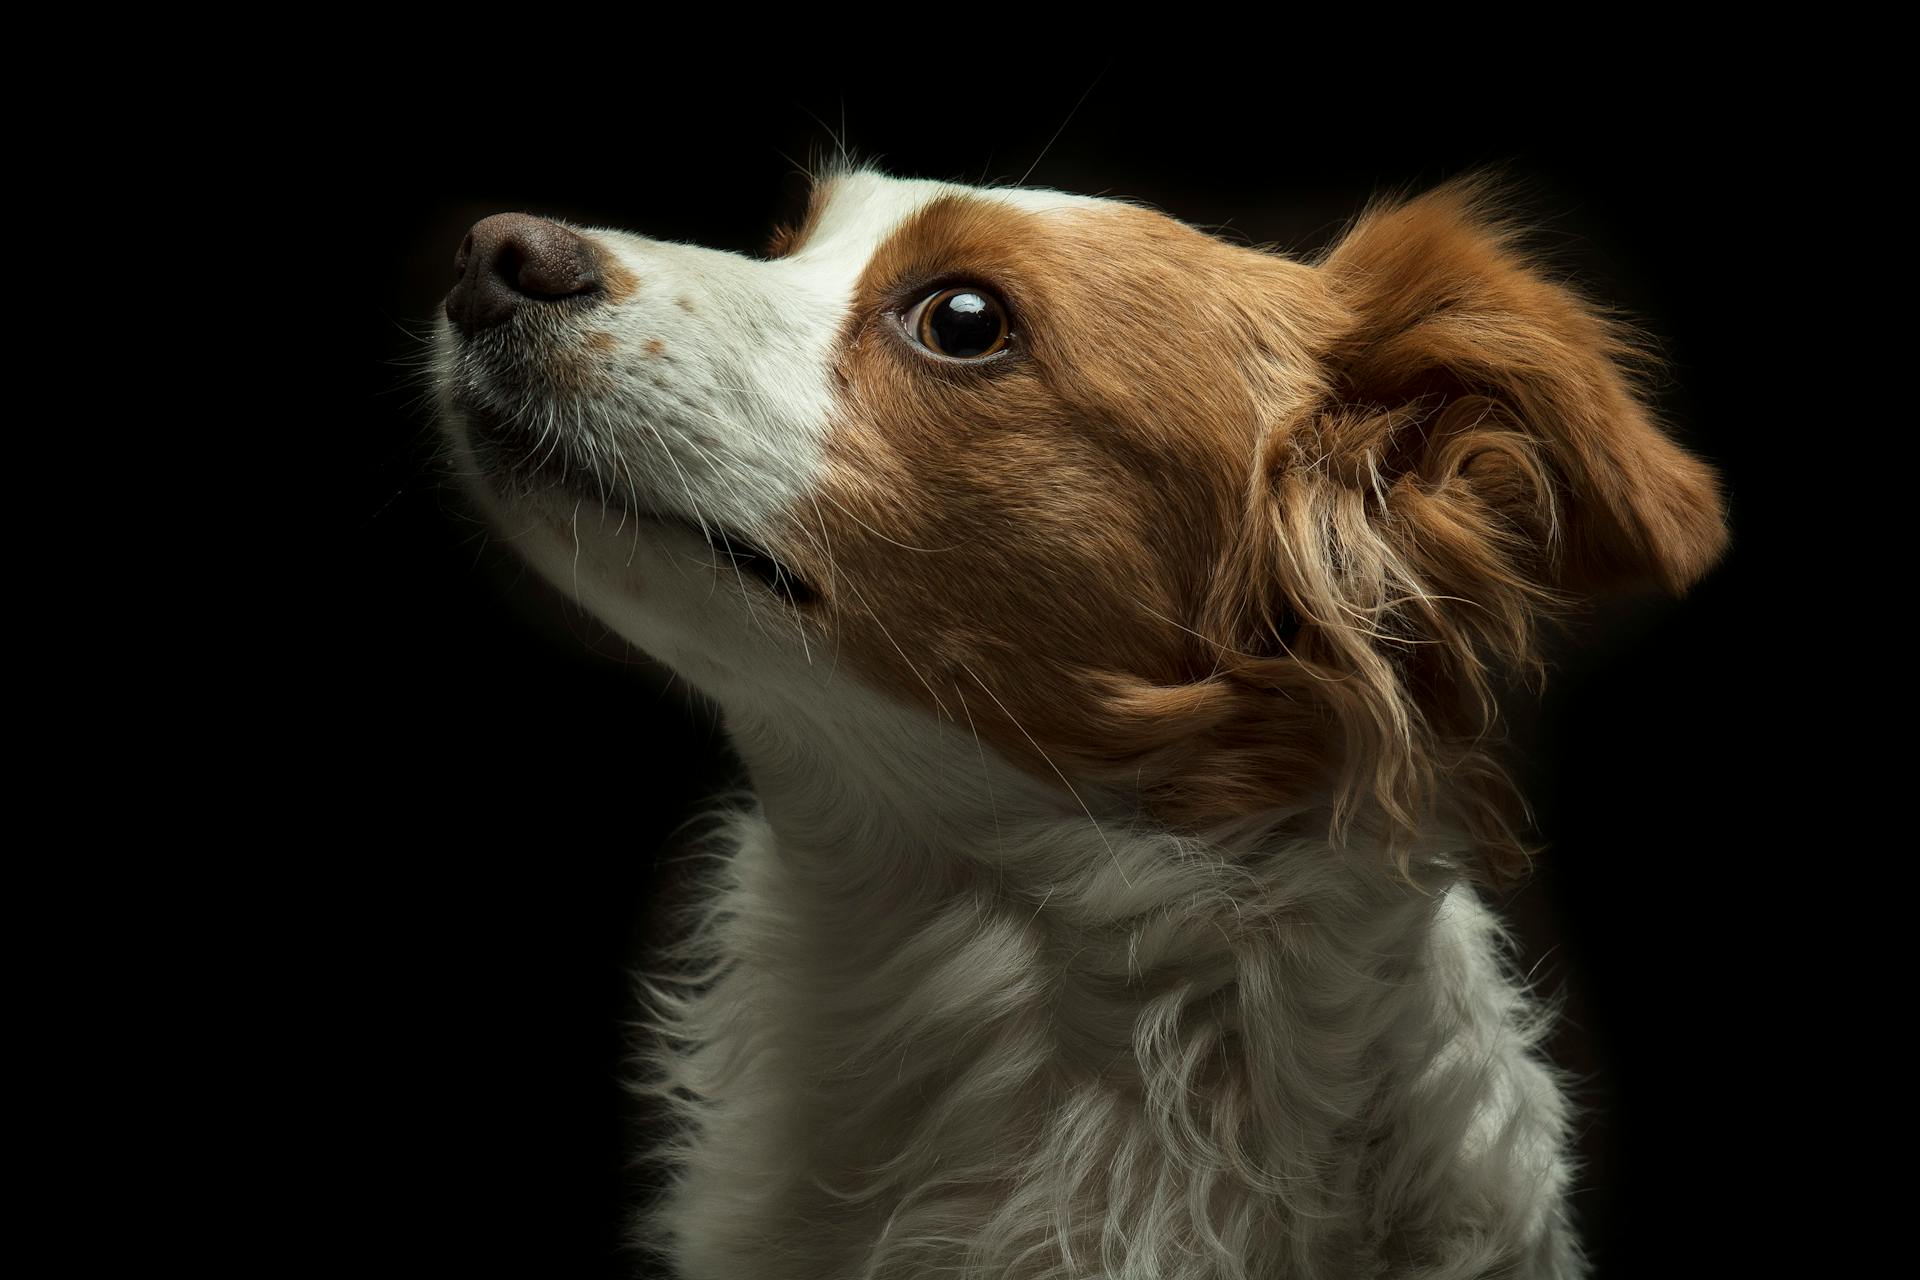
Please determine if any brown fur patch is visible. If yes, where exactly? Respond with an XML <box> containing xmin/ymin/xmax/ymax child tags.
<box><xmin>549</xmin><ymin>332</ymin><xmax>617</xmax><ymax>395</ymax></box>
<box><xmin>600</xmin><ymin>256</ymin><xmax>640</xmax><ymax>303</ymax></box>
<box><xmin>766</xmin><ymin>176</ymin><xmax>838</xmax><ymax>260</ymax></box>
<box><xmin>644</xmin><ymin>337</ymin><xmax>666</xmax><ymax>358</ymax></box>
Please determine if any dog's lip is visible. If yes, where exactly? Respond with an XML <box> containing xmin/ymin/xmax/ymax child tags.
<box><xmin>657</xmin><ymin>516</ymin><xmax>818</xmax><ymax>607</ymax></box>
<box><xmin>454</xmin><ymin>400</ymin><xmax>818</xmax><ymax>607</ymax></box>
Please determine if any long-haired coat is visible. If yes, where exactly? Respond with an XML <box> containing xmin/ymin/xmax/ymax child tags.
<box><xmin>431</xmin><ymin>168</ymin><xmax>1725</xmax><ymax>1279</ymax></box>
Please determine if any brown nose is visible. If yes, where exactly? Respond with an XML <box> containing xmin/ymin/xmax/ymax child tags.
<box><xmin>445</xmin><ymin>213</ymin><xmax>603</xmax><ymax>336</ymax></box>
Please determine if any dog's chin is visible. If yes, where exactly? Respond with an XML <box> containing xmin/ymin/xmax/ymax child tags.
<box><xmin>453</xmin><ymin>400</ymin><xmax>819</xmax><ymax>608</ymax></box>
<box><xmin>455</xmin><ymin>398</ymin><xmax>598</xmax><ymax>504</ymax></box>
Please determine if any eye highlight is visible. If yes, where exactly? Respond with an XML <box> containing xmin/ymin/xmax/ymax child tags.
<box><xmin>903</xmin><ymin>286</ymin><xmax>1011</xmax><ymax>361</ymax></box>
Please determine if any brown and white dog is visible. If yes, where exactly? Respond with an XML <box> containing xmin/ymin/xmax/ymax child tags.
<box><xmin>432</xmin><ymin>168</ymin><xmax>1725</xmax><ymax>1279</ymax></box>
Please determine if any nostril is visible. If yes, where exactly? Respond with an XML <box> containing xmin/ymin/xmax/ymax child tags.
<box><xmin>499</xmin><ymin>225</ymin><xmax>600</xmax><ymax>300</ymax></box>
<box><xmin>492</xmin><ymin>242</ymin><xmax>527</xmax><ymax>293</ymax></box>
<box><xmin>446</xmin><ymin>213</ymin><xmax>607</xmax><ymax>336</ymax></box>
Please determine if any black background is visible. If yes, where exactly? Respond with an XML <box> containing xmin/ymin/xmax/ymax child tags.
<box><xmin>344</xmin><ymin>53</ymin><xmax>1804</xmax><ymax>1276</ymax></box>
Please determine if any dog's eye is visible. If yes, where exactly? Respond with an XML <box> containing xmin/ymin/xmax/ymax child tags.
<box><xmin>904</xmin><ymin>287</ymin><xmax>1010</xmax><ymax>361</ymax></box>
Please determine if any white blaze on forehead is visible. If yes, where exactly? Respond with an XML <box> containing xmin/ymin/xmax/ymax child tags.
<box><xmin>791</xmin><ymin>170</ymin><xmax>1110</xmax><ymax>262</ymax></box>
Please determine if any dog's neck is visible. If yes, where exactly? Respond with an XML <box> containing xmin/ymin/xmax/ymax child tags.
<box><xmin>723</xmin><ymin>678</ymin><xmax>1444</xmax><ymax>911</ymax></box>
<box><xmin>655</xmin><ymin>685</ymin><xmax>1572</xmax><ymax>1275</ymax></box>
<box><xmin>717</xmin><ymin>682</ymin><xmax>1459</xmax><ymax>1052</ymax></box>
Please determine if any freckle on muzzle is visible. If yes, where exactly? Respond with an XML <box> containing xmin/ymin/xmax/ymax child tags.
<box><xmin>445</xmin><ymin>213</ymin><xmax>604</xmax><ymax>336</ymax></box>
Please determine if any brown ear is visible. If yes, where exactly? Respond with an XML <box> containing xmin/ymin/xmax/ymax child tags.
<box><xmin>1316</xmin><ymin>179</ymin><xmax>1728</xmax><ymax>596</ymax></box>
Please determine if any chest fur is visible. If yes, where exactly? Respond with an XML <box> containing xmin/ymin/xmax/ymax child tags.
<box><xmin>638</xmin><ymin>814</ymin><xmax>1580</xmax><ymax>1279</ymax></box>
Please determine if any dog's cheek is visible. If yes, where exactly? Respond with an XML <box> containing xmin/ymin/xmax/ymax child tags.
<box><xmin>800</xmin><ymin>404</ymin><xmax>1199</xmax><ymax>800</ymax></box>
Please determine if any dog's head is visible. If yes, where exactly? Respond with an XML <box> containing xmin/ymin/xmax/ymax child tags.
<box><xmin>433</xmin><ymin>169</ymin><xmax>1726</xmax><ymax>875</ymax></box>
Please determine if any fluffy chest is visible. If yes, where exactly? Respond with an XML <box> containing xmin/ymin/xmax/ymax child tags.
<box><xmin>641</xmin><ymin>808</ymin><xmax>1575</xmax><ymax>1280</ymax></box>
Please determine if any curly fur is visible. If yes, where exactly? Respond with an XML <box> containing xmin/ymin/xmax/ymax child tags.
<box><xmin>634</xmin><ymin>795</ymin><xmax>1579</xmax><ymax>1279</ymax></box>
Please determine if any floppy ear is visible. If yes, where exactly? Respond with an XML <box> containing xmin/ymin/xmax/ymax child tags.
<box><xmin>1057</xmin><ymin>182</ymin><xmax>1726</xmax><ymax>878</ymax></box>
<box><xmin>1158</xmin><ymin>181</ymin><xmax>1730</xmax><ymax>876</ymax></box>
<box><xmin>1314</xmin><ymin>179</ymin><xmax>1727</xmax><ymax>597</ymax></box>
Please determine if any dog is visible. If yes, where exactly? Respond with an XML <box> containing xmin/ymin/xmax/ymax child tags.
<box><xmin>431</xmin><ymin>167</ymin><xmax>1725</xmax><ymax>1279</ymax></box>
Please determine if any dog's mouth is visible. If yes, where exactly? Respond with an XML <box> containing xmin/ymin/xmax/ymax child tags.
<box><xmin>457</xmin><ymin>400</ymin><xmax>817</xmax><ymax>606</ymax></box>
<box><xmin>669</xmin><ymin>518</ymin><xmax>818</xmax><ymax>607</ymax></box>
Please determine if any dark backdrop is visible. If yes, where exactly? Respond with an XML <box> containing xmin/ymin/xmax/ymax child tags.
<box><xmin>345</xmin><ymin>56</ymin><xmax>1793</xmax><ymax>1276</ymax></box>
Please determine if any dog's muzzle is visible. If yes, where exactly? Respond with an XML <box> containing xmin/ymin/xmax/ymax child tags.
<box><xmin>444</xmin><ymin>213</ymin><xmax>603</xmax><ymax>336</ymax></box>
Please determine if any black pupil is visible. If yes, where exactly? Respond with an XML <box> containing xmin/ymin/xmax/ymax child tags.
<box><xmin>929</xmin><ymin>291</ymin><xmax>1000</xmax><ymax>358</ymax></box>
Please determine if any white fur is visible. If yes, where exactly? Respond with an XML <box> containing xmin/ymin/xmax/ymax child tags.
<box><xmin>433</xmin><ymin>171</ymin><xmax>1585</xmax><ymax>1278</ymax></box>
<box><xmin>639</xmin><ymin>690</ymin><xmax>1580</xmax><ymax>1279</ymax></box>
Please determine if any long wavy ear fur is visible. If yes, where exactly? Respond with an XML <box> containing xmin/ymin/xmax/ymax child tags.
<box><xmin>1203</xmin><ymin>178</ymin><xmax>1729</xmax><ymax>879</ymax></box>
<box><xmin>1315</xmin><ymin>177</ymin><xmax>1728</xmax><ymax>596</ymax></box>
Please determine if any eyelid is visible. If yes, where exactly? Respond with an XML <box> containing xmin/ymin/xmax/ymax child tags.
<box><xmin>898</xmin><ymin>291</ymin><xmax>938</xmax><ymax>340</ymax></box>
